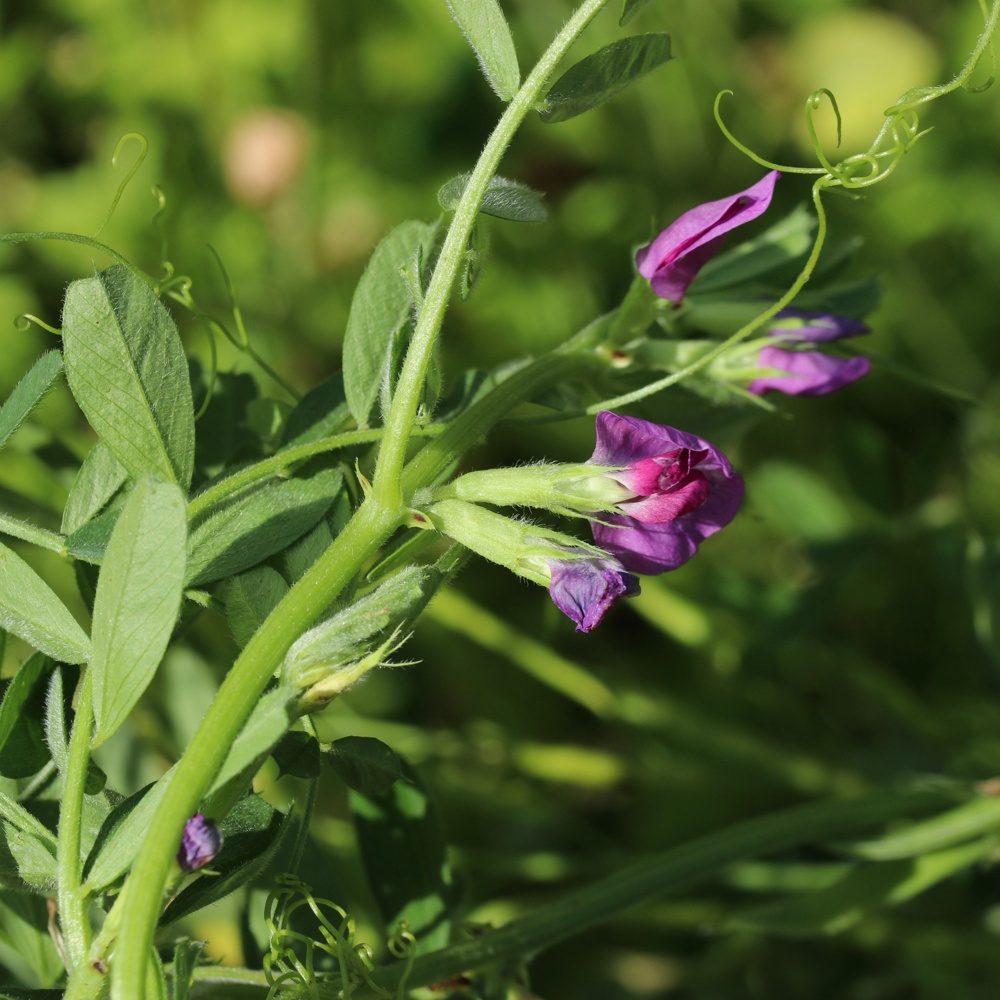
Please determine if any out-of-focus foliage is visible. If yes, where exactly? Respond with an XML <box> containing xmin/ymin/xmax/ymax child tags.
<box><xmin>2</xmin><ymin>0</ymin><xmax>1000</xmax><ymax>997</ymax></box>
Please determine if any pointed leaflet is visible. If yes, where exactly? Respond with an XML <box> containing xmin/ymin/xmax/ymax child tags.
<box><xmin>61</xmin><ymin>440</ymin><xmax>128</xmax><ymax>536</ymax></box>
<box><xmin>61</xmin><ymin>264</ymin><xmax>195</xmax><ymax>489</ymax></box>
<box><xmin>438</xmin><ymin>173</ymin><xmax>547</xmax><ymax>223</ymax></box>
<box><xmin>0</xmin><ymin>541</ymin><xmax>90</xmax><ymax>664</ymax></box>
<box><xmin>539</xmin><ymin>33</ymin><xmax>673</xmax><ymax>124</ymax></box>
<box><xmin>343</xmin><ymin>221</ymin><xmax>436</xmax><ymax>428</ymax></box>
<box><xmin>444</xmin><ymin>0</ymin><xmax>520</xmax><ymax>101</ymax></box>
<box><xmin>620</xmin><ymin>0</ymin><xmax>655</xmax><ymax>26</ymax></box>
<box><xmin>0</xmin><ymin>351</ymin><xmax>63</xmax><ymax>452</ymax></box>
<box><xmin>90</xmin><ymin>477</ymin><xmax>187</xmax><ymax>746</ymax></box>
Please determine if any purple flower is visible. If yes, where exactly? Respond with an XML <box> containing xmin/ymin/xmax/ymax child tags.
<box><xmin>589</xmin><ymin>412</ymin><xmax>744</xmax><ymax>575</ymax></box>
<box><xmin>636</xmin><ymin>171</ymin><xmax>779</xmax><ymax>302</ymax></box>
<box><xmin>747</xmin><ymin>346</ymin><xmax>871</xmax><ymax>397</ymax></box>
<box><xmin>767</xmin><ymin>309</ymin><xmax>869</xmax><ymax>343</ymax></box>
<box><xmin>177</xmin><ymin>813</ymin><xmax>223</xmax><ymax>873</ymax></box>
<box><xmin>548</xmin><ymin>556</ymin><xmax>640</xmax><ymax>633</ymax></box>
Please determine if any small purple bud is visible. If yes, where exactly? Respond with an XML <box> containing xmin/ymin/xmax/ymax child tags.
<box><xmin>177</xmin><ymin>813</ymin><xmax>223</xmax><ymax>873</ymax></box>
<box><xmin>636</xmin><ymin>172</ymin><xmax>779</xmax><ymax>302</ymax></box>
<box><xmin>548</xmin><ymin>558</ymin><xmax>640</xmax><ymax>633</ymax></box>
<box><xmin>767</xmin><ymin>309</ymin><xmax>869</xmax><ymax>343</ymax></box>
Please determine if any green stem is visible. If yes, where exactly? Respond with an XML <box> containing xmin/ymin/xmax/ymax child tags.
<box><xmin>0</xmin><ymin>511</ymin><xmax>66</xmax><ymax>554</ymax></box>
<box><xmin>372</xmin><ymin>0</ymin><xmax>613</xmax><ymax>508</ymax></box>
<box><xmin>303</xmin><ymin>790</ymin><xmax>955</xmax><ymax>999</ymax></box>
<box><xmin>402</xmin><ymin>350</ymin><xmax>601</xmax><ymax>497</ymax></box>
<box><xmin>109</xmin><ymin>499</ymin><xmax>403</xmax><ymax>1000</ymax></box>
<box><xmin>58</xmin><ymin>670</ymin><xmax>94</xmax><ymax>973</ymax></box>
<box><xmin>186</xmin><ymin>425</ymin><xmax>442</xmax><ymax>521</ymax></box>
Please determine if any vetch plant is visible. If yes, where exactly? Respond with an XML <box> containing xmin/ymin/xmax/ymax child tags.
<box><xmin>0</xmin><ymin>1</ymin><xmax>994</xmax><ymax>998</ymax></box>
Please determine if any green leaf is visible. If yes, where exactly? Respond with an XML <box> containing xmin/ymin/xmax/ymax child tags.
<box><xmin>64</xmin><ymin>504</ymin><xmax>122</xmax><ymax>565</ymax></box>
<box><xmin>84</xmin><ymin>772</ymin><xmax>173</xmax><ymax>891</ymax></box>
<box><xmin>0</xmin><ymin>893</ymin><xmax>64</xmax><ymax>987</ymax></box>
<box><xmin>272</xmin><ymin>731</ymin><xmax>321</xmax><ymax>779</ymax></box>
<box><xmin>0</xmin><ymin>653</ymin><xmax>53</xmax><ymax>779</ymax></box>
<box><xmin>279</xmin><ymin>373</ymin><xmax>351</xmax><ymax>448</ymax></box>
<box><xmin>4</xmin><ymin>823</ymin><xmax>56</xmax><ymax>892</ymax></box>
<box><xmin>161</xmin><ymin>795</ymin><xmax>293</xmax><ymax>926</ymax></box>
<box><xmin>539</xmin><ymin>33</ymin><xmax>673</xmax><ymax>124</ymax></box>
<box><xmin>61</xmin><ymin>264</ymin><xmax>195</xmax><ymax>489</ymax></box>
<box><xmin>343</xmin><ymin>222</ymin><xmax>434</xmax><ymax>428</ymax></box>
<box><xmin>619</xmin><ymin>0</ymin><xmax>654</xmax><ymax>26</ymax></box>
<box><xmin>0</xmin><ymin>540</ymin><xmax>90</xmax><ymax>664</ymax></box>
<box><xmin>209</xmin><ymin>687</ymin><xmax>294</xmax><ymax>797</ymax></box>
<box><xmin>438</xmin><ymin>173</ymin><xmax>547</xmax><ymax>224</ymax></box>
<box><xmin>90</xmin><ymin>477</ymin><xmax>187</xmax><ymax>746</ymax></box>
<box><xmin>327</xmin><ymin>736</ymin><xmax>408</xmax><ymax>795</ymax></box>
<box><xmin>61</xmin><ymin>440</ymin><xmax>128</xmax><ymax>536</ymax></box>
<box><xmin>444</xmin><ymin>0</ymin><xmax>520</xmax><ymax>100</ymax></box>
<box><xmin>224</xmin><ymin>565</ymin><xmax>289</xmax><ymax>649</ymax></box>
<box><xmin>350</xmin><ymin>756</ymin><xmax>453</xmax><ymax>952</ymax></box>
<box><xmin>186</xmin><ymin>467</ymin><xmax>343</xmax><ymax>586</ymax></box>
<box><xmin>0</xmin><ymin>351</ymin><xmax>63</xmax><ymax>452</ymax></box>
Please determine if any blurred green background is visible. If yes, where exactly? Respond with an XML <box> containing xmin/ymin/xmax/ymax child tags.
<box><xmin>4</xmin><ymin>0</ymin><xmax>1000</xmax><ymax>997</ymax></box>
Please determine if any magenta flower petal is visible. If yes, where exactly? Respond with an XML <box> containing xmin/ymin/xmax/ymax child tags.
<box><xmin>768</xmin><ymin>309</ymin><xmax>869</xmax><ymax>343</ymax></box>
<box><xmin>635</xmin><ymin>171</ymin><xmax>779</xmax><ymax>302</ymax></box>
<box><xmin>589</xmin><ymin>412</ymin><xmax>744</xmax><ymax>575</ymax></box>
<box><xmin>748</xmin><ymin>346</ymin><xmax>871</xmax><ymax>396</ymax></box>
<box><xmin>548</xmin><ymin>557</ymin><xmax>640</xmax><ymax>633</ymax></box>
<box><xmin>177</xmin><ymin>813</ymin><xmax>223</xmax><ymax>872</ymax></box>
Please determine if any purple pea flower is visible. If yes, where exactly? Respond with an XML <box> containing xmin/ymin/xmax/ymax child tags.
<box><xmin>177</xmin><ymin>813</ymin><xmax>223</xmax><ymax>873</ymax></box>
<box><xmin>589</xmin><ymin>412</ymin><xmax>744</xmax><ymax>575</ymax></box>
<box><xmin>747</xmin><ymin>347</ymin><xmax>871</xmax><ymax>397</ymax></box>
<box><xmin>548</xmin><ymin>556</ymin><xmax>640</xmax><ymax>633</ymax></box>
<box><xmin>636</xmin><ymin>171</ymin><xmax>779</xmax><ymax>302</ymax></box>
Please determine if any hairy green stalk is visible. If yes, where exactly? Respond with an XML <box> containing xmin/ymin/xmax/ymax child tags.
<box><xmin>57</xmin><ymin>670</ymin><xmax>94</xmax><ymax>969</ymax></box>
<box><xmin>105</xmin><ymin>500</ymin><xmax>400</xmax><ymax>999</ymax></box>
<box><xmin>372</xmin><ymin>0</ymin><xmax>613</xmax><ymax>508</ymax></box>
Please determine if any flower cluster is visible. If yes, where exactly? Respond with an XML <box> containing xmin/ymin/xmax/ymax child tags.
<box><xmin>429</xmin><ymin>174</ymin><xmax>873</xmax><ymax>631</ymax></box>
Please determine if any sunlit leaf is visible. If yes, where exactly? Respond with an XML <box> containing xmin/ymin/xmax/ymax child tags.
<box><xmin>444</xmin><ymin>0</ymin><xmax>520</xmax><ymax>100</ymax></box>
<box><xmin>61</xmin><ymin>264</ymin><xmax>195</xmax><ymax>489</ymax></box>
<box><xmin>90</xmin><ymin>477</ymin><xmax>187</xmax><ymax>746</ymax></box>
<box><xmin>0</xmin><ymin>541</ymin><xmax>90</xmax><ymax>664</ymax></box>
<box><xmin>209</xmin><ymin>687</ymin><xmax>295</xmax><ymax>796</ymax></box>
<box><xmin>225</xmin><ymin>565</ymin><xmax>288</xmax><ymax>649</ymax></box>
<box><xmin>438</xmin><ymin>173</ymin><xmax>547</xmax><ymax>223</ymax></box>
<box><xmin>186</xmin><ymin>467</ymin><xmax>343</xmax><ymax>586</ymax></box>
<box><xmin>61</xmin><ymin>440</ymin><xmax>129</xmax><ymax>536</ymax></box>
<box><xmin>539</xmin><ymin>33</ymin><xmax>673</xmax><ymax>124</ymax></box>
